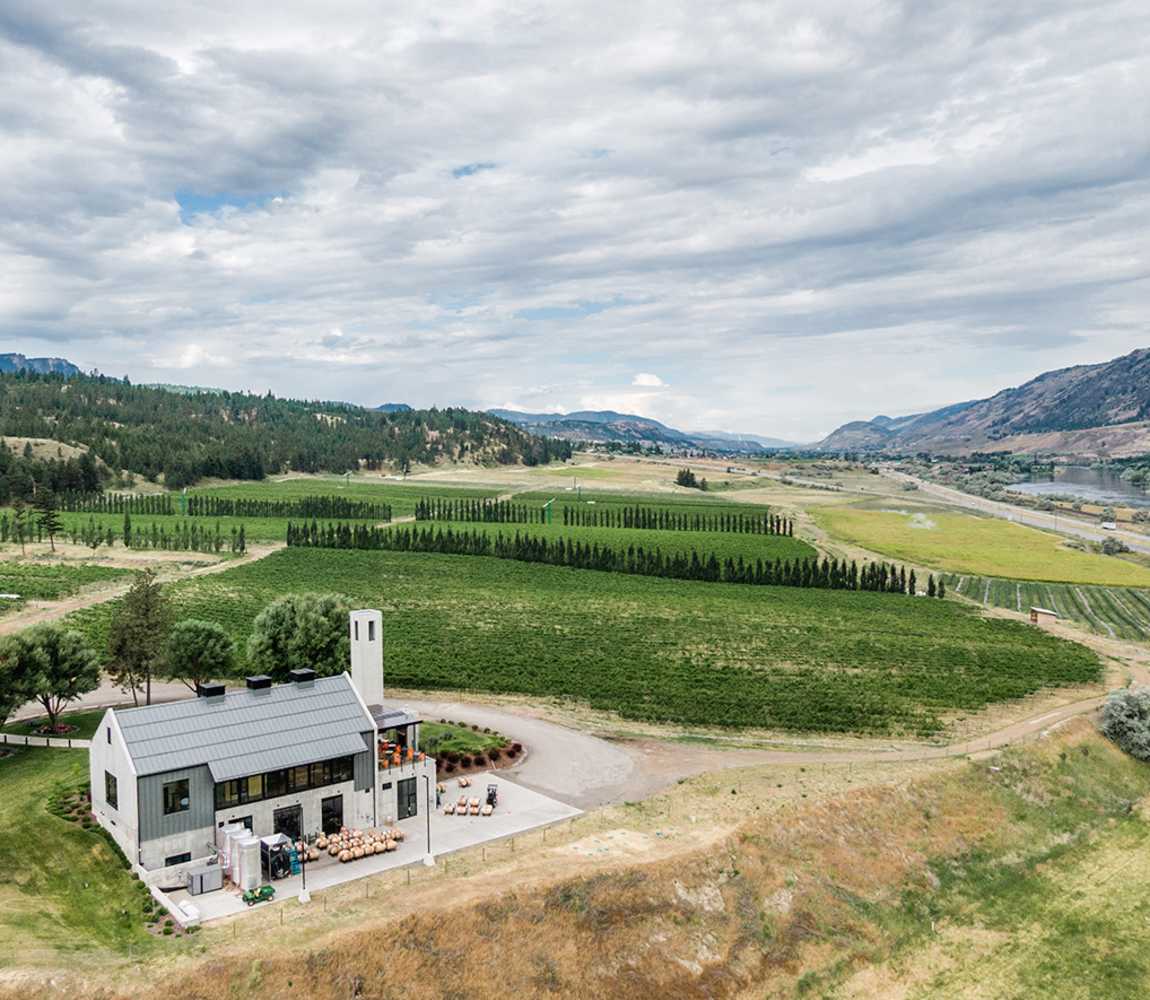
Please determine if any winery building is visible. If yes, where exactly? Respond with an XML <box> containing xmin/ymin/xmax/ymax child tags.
<box><xmin>87</xmin><ymin>610</ymin><xmax>431</xmax><ymax>878</ymax></box>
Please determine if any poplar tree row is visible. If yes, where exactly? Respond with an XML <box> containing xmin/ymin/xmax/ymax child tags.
<box><xmin>560</xmin><ymin>504</ymin><xmax>792</xmax><ymax>536</ymax></box>
<box><xmin>286</xmin><ymin>521</ymin><xmax>944</xmax><ymax>597</ymax></box>
<box><xmin>0</xmin><ymin>512</ymin><xmax>247</xmax><ymax>553</ymax></box>
<box><xmin>60</xmin><ymin>491</ymin><xmax>390</xmax><ymax>521</ymax></box>
<box><xmin>414</xmin><ymin>497</ymin><xmax>540</xmax><ymax>523</ymax></box>
<box><xmin>414</xmin><ymin>497</ymin><xmax>793</xmax><ymax>536</ymax></box>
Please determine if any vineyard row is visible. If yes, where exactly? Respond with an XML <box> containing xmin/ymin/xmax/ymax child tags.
<box><xmin>287</xmin><ymin>521</ymin><xmax>941</xmax><ymax>596</ymax></box>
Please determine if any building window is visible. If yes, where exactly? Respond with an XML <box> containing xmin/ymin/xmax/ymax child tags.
<box><xmin>264</xmin><ymin>768</ymin><xmax>287</xmax><ymax>798</ymax></box>
<box><xmin>310</xmin><ymin>760</ymin><xmax>331</xmax><ymax>787</ymax></box>
<box><xmin>212</xmin><ymin>755</ymin><xmax>356</xmax><ymax>812</ymax></box>
<box><xmin>105</xmin><ymin>771</ymin><xmax>118</xmax><ymax>810</ymax></box>
<box><xmin>354</xmin><ymin>620</ymin><xmax>359</xmax><ymax>640</ymax></box>
<box><xmin>380</xmin><ymin>781</ymin><xmax>392</xmax><ymax>792</ymax></box>
<box><xmin>106</xmin><ymin>726</ymin><xmax>111</xmax><ymax>744</ymax></box>
<box><xmin>215</xmin><ymin>780</ymin><xmax>239</xmax><ymax>810</ymax></box>
<box><xmin>164</xmin><ymin>852</ymin><xmax>192</xmax><ymax>867</ymax></box>
<box><xmin>368</xmin><ymin>619</ymin><xmax>375</xmax><ymax>642</ymax></box>
<box><xmin>163</xmin><ymin>778</ymin><xmax>190</xmax><ymax>815</ymax></box>
<box><xmin>397</xmin><ymin>777</ymin><xmax>418</xmax><ymax>820</ymax></box>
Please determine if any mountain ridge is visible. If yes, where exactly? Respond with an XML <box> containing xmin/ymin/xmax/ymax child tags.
<box><xmin>816</xmin><ymin>347</ymin><xmax>1150</xmax><ymax>457</ymax></box>
<box><xmin>488</xmin><ymin>408</ymin><xmax>799</xmax><ymax>453</ymax></box>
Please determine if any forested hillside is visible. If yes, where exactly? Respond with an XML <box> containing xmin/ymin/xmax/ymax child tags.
<box><xmin>0</xmin><ymin>373</ymin><xmax>571</xmax><ymax>488</ymax></box>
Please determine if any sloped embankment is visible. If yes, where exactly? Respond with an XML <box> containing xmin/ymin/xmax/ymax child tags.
<box><xmin>13</xmin><ymin>719</ymin><xmax>1150</xmax><ymax>1000</ymax></box>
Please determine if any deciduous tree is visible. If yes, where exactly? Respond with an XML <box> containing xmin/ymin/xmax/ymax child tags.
<box><xmin>22</xmin><ymin>625</ymin><xmax>100</xmax><ymax>730</ymax></box>
<box><xmin>247</xmin><ymin>592</ymin><xmax>351</xmax><ymax>681</ymax></box>
<box><xmin>164</xmin><ymin>619</ymin><xmax>236</xmax><ymax>692</ymax></box>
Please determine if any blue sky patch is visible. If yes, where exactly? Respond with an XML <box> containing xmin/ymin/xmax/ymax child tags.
<box><xmin>175</xmin><ymin>191</ymin><xmax>279</xmax><ymax>224</ymax></box>
<box><xmin>452</xmin><ymin>162</ymin><xmax>497</xmax><ymax>179</ymax></box>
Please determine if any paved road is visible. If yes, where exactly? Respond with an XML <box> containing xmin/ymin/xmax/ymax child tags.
<box><xmin>884</xmin><ymin>470</ymin><xmax>1150</xmax><ymax>555</ymax></box>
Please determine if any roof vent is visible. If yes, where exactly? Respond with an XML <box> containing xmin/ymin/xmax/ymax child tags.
<box><xmin>245</xmin><ymin>675</ymin><xmax>273</xmax><ymax>691</ymax></box>
<box><xmin>197</xmin><ymin>682</ymin><xmax>226</xmax><ymax>699</ymax></box>
<box><xmin>289</xmin><ymin>668</ymin><xmax>316</xmax><ymax>685</ymax></box>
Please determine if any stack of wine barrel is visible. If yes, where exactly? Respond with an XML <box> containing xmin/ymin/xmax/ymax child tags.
<box><xmin>315</xmin><ymin>826</ymin><xmax>405</xmax><ymax>863</ymax></box>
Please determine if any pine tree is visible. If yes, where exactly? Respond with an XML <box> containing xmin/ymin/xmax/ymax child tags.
<box><xmin>33</xmin><ymin>491</ymin><xmax>63</xmax><ymax>552</ymax></box>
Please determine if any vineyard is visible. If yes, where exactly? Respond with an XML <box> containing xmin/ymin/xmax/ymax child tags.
<box><xmin>186</xmin><ymin>479</ymin><xmax>503</xmax><ymax>518</ymax></box>
<box><xmin>60</xmin><ymin>492</ymin><xmax>392</xmax><ymax>521</ymax></box>
<box><xmin>0</xmin><ymin>562</ymin><xmax>129</xmax><ymax>609</ymax></box>
<box><xmin>944</xmin><ymin>572</ymin><xmax>1150</xmax><ymax>641</ymax></box>
<box><xmin>289</xmin><ymin>521</ymin><xmax>926</xmax><ymax>595</ymax></box>
<box><xmin>67</xmin><ymin>548</ymin><xmax>1100</xmax><ymax>737</ymax></box>
<box><xmin>415</xmin><ymin>496</ymin><xmax>793</xmax><ymax>535</ymax></box>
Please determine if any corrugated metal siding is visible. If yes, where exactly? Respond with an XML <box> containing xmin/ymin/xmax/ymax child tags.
<box><xmin>138</xmin><ymin>765</ymin><xmax>215</xmax><ymax>843</ymax></box>
<box><xmin>354</xmin><ymin>732</ymin><xmax>374</xmax><ymax>792</ymax></box>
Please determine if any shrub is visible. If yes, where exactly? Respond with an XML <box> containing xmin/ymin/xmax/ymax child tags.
<box><xmin>443</xmin><ymin>762</ymin><xmax>456</xmax><ymax>774</ymax></box>
<box><xmin>1101</xmin><ymin>687</ymin><xmax>1150</xmax><ymax>760</ymax></box>
<box><xmin>162</xmin><ymin>925</ymin><xmax>174</xmax><ymax>935</ymax></box>
<box><xmin>444</xmin><ymin>750</ymin><xmax>461</xmax><ymax>764</ymax></box>
<box><xmin>487</xmin><ymin>748</ymin><xmax>502</xmax><ymax>762</ymax></box>
<box><xmin>510</xmin><ymin>742</ymin><xmax>523</xmax><ymax>754</ymax></box>
<box><xmin>460</xmin><ymin>755</ymin><xmax>473</xmax><ymax>768</ymax></box>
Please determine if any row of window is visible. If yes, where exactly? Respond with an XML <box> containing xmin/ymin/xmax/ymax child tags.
<box><xmin>104</xmin><ymin>756</ymin><xmax>359</xmax><ymax>817</ymax></box>
<box><xmin>213</xmin><ymin>755</ymin><xmax>355</xmax><ymax>811</ymax></box>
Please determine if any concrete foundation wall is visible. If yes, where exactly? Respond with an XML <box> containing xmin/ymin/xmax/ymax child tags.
<box><xmin>139</xmin><ymin>824</ymin><xmax>219</xmax><ymax>872</ymax></box>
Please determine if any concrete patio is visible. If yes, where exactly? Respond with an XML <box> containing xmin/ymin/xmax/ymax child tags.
<box><xmin>167</xmin><ymin>772</ymin><xmax>580</xmax><ymax>922</ymax></box>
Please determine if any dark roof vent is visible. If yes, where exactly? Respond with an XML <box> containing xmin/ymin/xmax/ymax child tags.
<box><xmin>197</xmin><ymin>682</ymin><xmax>226</xmax><ymax>699</ymax></box>
<box><xmin>245</xmin><ymin>675</ymin><xmax>273</xmax><ymax>691</ymax></box>
<box><xmin>289</xmin><ymin>668</ymin><xmax>316</xmax><ymax>685</ymax></box>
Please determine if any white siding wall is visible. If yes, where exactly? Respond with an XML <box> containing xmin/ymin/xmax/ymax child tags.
<box><xmin>88</xmin><ymin>709</ymin><xmax>140</xmax><ymax>864</ymax></box>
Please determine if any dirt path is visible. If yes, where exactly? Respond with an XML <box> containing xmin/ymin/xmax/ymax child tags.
<box><xmin>0</xmin><ymin>543</ymin><xmax>283</xmax><ymax>638</ymax></box>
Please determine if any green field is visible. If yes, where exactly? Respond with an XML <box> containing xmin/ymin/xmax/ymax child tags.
<box><xmin>0</xmin><ymin>749</ymin><xmax>164</xmax><ymax>965</ymax></box>
<box><xmin>2</xmin><ymin>708</ymin><xmax>108</xmax><ymax>740</ymax></box>
<box><xmin>68</xmin><ymin>548</ymin><xmax>1098</xmax><ymax>737</ymax></box>
<box><xmin>814</xmin><ymin>505</ymin><xmax>1150</xmax><ymax>586</ymax></box>
<box><xmin>944</xmin><ymin>572</ymin><xmax>1150</xmax><ymax>641</ymax></box>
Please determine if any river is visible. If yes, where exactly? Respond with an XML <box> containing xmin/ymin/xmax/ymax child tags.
<box><xmin>1009</xmin><ymin>465</ymin><xmax>1150</xmax><ymax>508</ymax></box>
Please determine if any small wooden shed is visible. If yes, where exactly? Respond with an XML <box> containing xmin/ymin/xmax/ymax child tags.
<box><xmin>1029</xmin><ymin>607</ymin><xmax>1059</xmax><ymax>627</ymax></box>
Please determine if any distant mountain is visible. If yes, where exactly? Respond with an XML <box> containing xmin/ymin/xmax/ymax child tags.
<box><xmin>816</xmin><ymin>348</ymin><xmax>1150</xmax><ymax>457</ymax></box>
<box><xmin>375</xmin><ymin>403</ymin><xmax>413</xmax><ymax>413</ymax></box>
<box><xmin>0</xmin><ymin>353</ymin><xmax>80</xmax><ymax>376</ymax></box>
<box><xmin>488</xmin><ymin>408</ymin><xmax>799</xmax><ymax>453</ymax></box>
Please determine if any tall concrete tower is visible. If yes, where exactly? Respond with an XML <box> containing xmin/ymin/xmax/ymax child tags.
<box><xmin>349</xmin><ymin>609</ymin><xmax>384</xmax><ymax>708</ymax></box>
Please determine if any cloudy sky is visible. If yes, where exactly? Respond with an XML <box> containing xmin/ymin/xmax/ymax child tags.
<box><xmin>1</xmin><ymin>1</ymin><xmax>1147</xmax><ymax>441</ymax></box>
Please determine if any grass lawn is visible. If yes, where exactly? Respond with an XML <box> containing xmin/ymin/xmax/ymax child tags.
<box><xmin>420</xmin><ymin>721</ymin><xmax>506</xmax><ymax>757</ymax></box>
<box><xmin>2</xmin><ymin>708</ymin><xmax>108</xmax><ymax>740</ymax></box>
<box><xmin>67</xmin><ymin>547</ymin><xmax>1099</xmax><ymax>737</ymax></box>
<box><xmin>0</xmin><ymin>748</ymin><xmax>162</xmax><ymax>966</ymax></box>
<box><xmin>814</xmin><ymin>505</ymin><xmax>1150</xmax><ymax>586</ymax></box>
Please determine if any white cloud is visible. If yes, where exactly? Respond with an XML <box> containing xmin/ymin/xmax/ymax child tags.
<box><xmin>0</xmin><ymin>1</ymin><xmax>1148</xmax><ymax>439</ymax></box>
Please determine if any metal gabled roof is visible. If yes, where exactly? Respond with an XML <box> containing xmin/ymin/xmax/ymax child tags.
<box><xmin>113</xmin><ymin>674</ymin><xmax>374</xmax><ymax>778</ymax></box>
